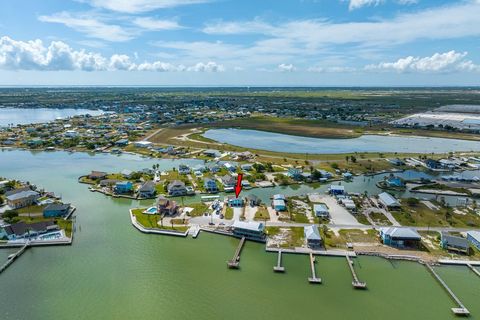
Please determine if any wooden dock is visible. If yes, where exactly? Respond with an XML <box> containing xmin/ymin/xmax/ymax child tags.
<box><xmin>308</xmin><ymin>253</ymin><xmax>322</xmax><ymax>284</ymax></box>
<box><xmin>425</xmin><ymin>264</ymin><xmax>469</xmax><ymax>316</ymax></box>
<box><xmin>227</xmin><ymin>237</ymin><xmax>246</xmax><ymax>269</ymax></box>
<box><xmin>346</xmin><ymin>256</ymin><xmax>367</xmax><ymax>289</ymax></box>
<box><xmin>273</xmin><ymin>250</ymin><xmax>285</xmax><ymax>273</ymax></box>
<box><xmin>0</xmin><ymin>243</ymin><xmax>29</xmax><ymax>274</ymax></box>
<box><xmin>467</xmin><ymin>264</ymin><xmax>480</xmax><ymax>278</ymax></box>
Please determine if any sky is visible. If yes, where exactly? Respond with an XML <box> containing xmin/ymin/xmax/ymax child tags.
<box><xmin>0</xmin><ymin>0</ymin><xmax>480</xmax><ymax>86</ymax></box>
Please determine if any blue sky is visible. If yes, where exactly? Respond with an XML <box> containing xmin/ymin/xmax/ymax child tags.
<box><xmin>0</xmin><ymin>0</ymin><xmax>480</xmax><ymax>86</ymax></box>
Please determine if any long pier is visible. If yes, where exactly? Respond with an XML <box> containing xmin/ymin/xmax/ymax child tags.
<box><xmin>308</xmin><ymin>253</ymin><xmax>322</xmax><ymax>284</ymax></box>
<box><xmin>467</xmin><ymin>264</ymin><xmax>480</xmax><ymax>278</ymax></box>
<box><xmin>273</xmin><ymin>250</ymin><xmax>285</xmax><ymax>273</ymax></box>
<box><xmin>346</xmin><ymin>255</ymin><xmax>367</xmax><ymax>289</ymax></box>
<box><xmin>0</xmin><ymin>243</ymin><xmax>29</xmax><ymax>274</ymax></box>
<box><xmin>227</xmin><ymin>237</ymin><xmax>246</xmax><ymax>269</ymax></box>
<box><xmin>425</xmin><ymin>264</ymin><xmax>469</xmax><ymax>316</ymax></box>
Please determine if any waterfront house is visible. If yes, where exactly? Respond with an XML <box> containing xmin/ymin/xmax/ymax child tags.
<box><xmin>246</xmin><ymin>194</ymin><xmax>261</xmax><ymax>207</ymax></box>
<box><xmin>385</xmin><ymin>175</ymin><xmax>405</xmax><ymax>188</ymax></box>
<box><xmin>192</xmin><ymin>164</ymin><xmax>207</xmax><ymax>173</ymax></box>
<box><xmin>228</xmin><ymin>196</ymin><xmax>244</xmax><ymax>207</ymax></box>
<box><xmin>2</xmin><ymin>221</ymin><xmax>58</xmax><ymax>240</ymax></box>
<box><xmin>138</xmin><ymin>181</ymin><xmax>156</xmax><ymax>198</ymax></box>
<box><xmin>6</xmin><ymin>190</ymin><xmax>40</xmax><ymax>209</ymax></box>
<box><xmin>342</xmin><ymin>172</ymin><xmax>353</xmax><ymax>180</ymax></box>
<box><xmin>380</xmin><ymin>227</ymin><xmax>421</xmax><ymax>248</ymax></box>
<box><xmin>0</xmin><ymin>180</ymin><xmax>10</xmax><ymax>191</ymax></box>
<box><xmin>178</xmin><ymin>164</ymin><xmax>191</xmax><ymax>175</ymax></box>
<box><xmin>121</xmin><ymin>169</ymin><xmax>134</xmax><ymax>179</ymax></box>
<box><xmin>115</xmin><ymin>138</ymin><xmax>129</xmax><ymax>147</ymax></box>
<box><xmin>134</xmin><ymin>140</ymin><xmax>152</xmax><ymax>148</ymax></box>
<box><xmin>319</xmin><ymin>170</ymin><xmax>333</xmax><ymax>179</ymax></box>
<box><xmin>203</xmin><ymin>149</ymin><xmax>221</xmax><ymax>158</ymax></box>
<box><xmin>467</xmin><ymin>231</ymin><xmax>480</xmax><ymax>250</ymax></box>
<box><xmin>378</xmin><ymin>192</ymin><xmax>400</xmax><ymax>209</ymax></box>
<box><xmin>156</xmin><ymin>196</ymin><xmax>179</xmax><ymax>216</ymax></box>
<box><xmin>425</xmin><ymin>159</ymin><xmax>442</xmax><ymax>170</ymax></box>
<box><xmin>329</xmin><ymin>185</ymin><xmax>345</xmax><ymax>196</ymax></box>
<box><xmin>99</xmin><ymin>179</ymin><xmax>120</xmax><ymax>187</ymax></box>
<box><xmin>221</xmin><ymin>174</ymin><xmax>236</xmax><ymax>189</ymax></box>
<box><xmin>313</xmin><ymin>204</ymin><xmax>329</xmax><ymax>218</ymax></box>
<box><xmin>206</xmin><ymin>161</ymin><xmax>221</xmax><ymax>173</ymax></box>
<box><xmin>232</xmin><ymin>220</ymin><xmax>265</xmax><ymax>241</ymax></box>
<box><xmin>236</xmin><ymin>151</ymin><xmax>254</xmax><ymax>161</ymax></box>
<box><xmin>440</xmin><ymin>233</ymin><xmax>470</xmax><ymax>254</ymax></box>
<box><xmin>272</xmin><ymin>199</ymin><xmax>287</xmax><ymax>212</ymax></box>
<box><xmin>240</xmin><ymin>164</ymin><xmax>253</xmax><ymax>171</ymax></box>
<box><xmin>287</xmin><ymin>168</ymin><xmax>303</xmax><ymax>180</ymax></box>
<box><xmin>167</xmin><ymin>180</ymin><xmax>187</xmax><ymax>196</ymax></box>
<box><xmin>223</xmin><ymin>162</ymin><xmax>236</xmax><ymax>173</ymax></box>
<box><xmin>388</xmin><ymin>158</ymin><xmax>405</xmax><ymax>166</ymax></box>
<box><xmin>304</xmin><ymin>225</ymin><xmax>322</xmax><ymax>248</ymax></box>
<box><xmin>115</xmin><ymin>181</ymin><xmax>133</xmax><ymax>194</ymax></box>
<box><xmin>89</xmin><ymin>171</ymin><xmax>107</xmax><ymax>180</ymax></box>
<box><xmin>203</xmin><ymin>178</ymin><xmax>218</xmax><ymax>193</ymax></box>
<box><xmin>43</xmin><ymin>203</ymin><xmax>71</xmax><ymax>218</ymax></box>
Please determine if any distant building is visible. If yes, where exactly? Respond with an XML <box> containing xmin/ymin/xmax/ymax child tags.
<box><xmin>467</xmin><ymin>231</ymin><xmax>480</xmax><ymax>250</ymax></box>
<box><xmin>440</xmin><ymin>233</ymin><xmax>470</xmax><ymax>254</ymax></box>
<box><xmin>329</xmin><ymin>185</ymin><xmax>345</xmax><ymax>196</ymax></box>
<box><xmin>203</xmin><ymin>149</ymin><xmax>221</xmax><ymax>158</ymax></box>
<box><xmin>388</xmin><ymin>158</ymin><xmax>405</xmax><ymax>166</ymax></box>
<box><xmin>89</xmin><ymin>171</ymin><xmax>107</xmax><ymax>180</ymax></box>
<box><xmin>232</xmin><ymin>220</ymin><xmax>265</xmax><ymax>241</ymax></box>
<box><xmin>287</xmin><ymin>168</ymin><xmax>303</xmax><ymax>180</ymax></box>
<box><xmin>115</xmin><ymin>138</ymin><xmax>129</xmax><ymax>147</ymax></box>
<box><xmin>134</xmin><ymin>140</ymin><xmax>152</xmax><ymax>148</ymax></box>
<box><xmin>378</xmin><ymin>192</ymin><xmax>400</xmax><ymax>209</ymax></box>
<box><xmin>167</xmin><ymin>180</ymin><xmax>187</xmax><ymax>196</ymax></box>
<box><xmin>304</xmin><ymin>225</ymin><xmax>322</xmax><ymax>248</ymax></box>
<box><xmin>221</xmin><ymin>174</ymin><xmax>236</xmax><ymax>188</ymax></box>
<box><xmin>380</xmin><ymin>227</ymin><xmax>421</xmax><ymax>248</ymax></box>
<box><xmin>43</xmin><ymin>203</ymin><xmax>71</xmax><ymax>218</ymax></box>
<box><xmin>203</xmin><ymin>178</ymin><xmax>218</xmax><ymax>193</ymax></box>
<box><xmin>115</xmin><ymin>181</ymin><xmax>133</xmax><ymax>194</ymax></box>
<box><xmin>138</xmin><ymin>181</ymin><xmax>156</xmax><ymax>198</ymax></box>
<box><xmin>313</xmin><ymin>204</ymin><xmax>329</xmax><ymax>218</ymax></box>
<box><xmin>178</xmin><ymin>164</ymin><xmax>191</xmax><ymax>175</ymax></box>
<box><xmin>121</xmin><ymin>169</ymin><xmax>134</xmax><ymax>179</ymax></box>
<box><xmin>384</xmin><ymin>175</ymin><xmax>405</xmax><ymax>188</ymax></box>
<box><xmin>6</xmin><ymin>190</ymin><xmax>40</xmax><ymax>209</ymax></box>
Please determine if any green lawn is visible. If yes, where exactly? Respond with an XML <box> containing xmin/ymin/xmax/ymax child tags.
<box><xmin>254</xmin><ymin>206</ymin><xmax>270</xmax><ymax>221</ymax></box>
<box><xmin>131</xmin><ymin>208</ymin><xmax>188</xmax><ymax>231</ymax></box>
<box><xmin>266</xmin><ymin>226</ymin><xmax>305</xmax><ymax>248</ymax></box>
<box><xmin>369</xmin><ymin>211</ymin><xmax>392</xmax><ymax>226</ymax></box>
<box><xmin>186</xmin><ymin>202</ymin><xmax>208</xmax><ymax>217</ymax></box>
<box><xmin>225</xmin><ymin>206</ymin><xmax>234</xmax><ymax>220</ymax></box>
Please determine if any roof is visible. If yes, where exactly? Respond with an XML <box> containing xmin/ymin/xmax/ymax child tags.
<box><xmin>329</xmin><ymin>185</ymin><xmax>345</xmax><ymax>191</ymax></box>
<box><xmin>441</xmin><ymin>233</ymin><xmax>469</xmax><ymax>249</ymax></box>
<box><xmin>381</xmin><ymin>227</ymin><xmax>421</xmax><ymax>240</ymax></box>
<box><xmin>4</xmin><ymin>221</ymin><xmax>56</xmax><ymax>236</ymax></box>
<box><xmin>138</xmin><ymin>181</ymin><xmax>155</xmax><ymax>192</ymax></box>
<box><xmin>6</xmin><ymin>190</ymin><xmax>39</xmax><ymax>201</ymax></box>
<box><xmin>168</xmin><ymin>180</ymin><xmax>185</xmax><ymax>188</ymax></box>
<box><xmin>232</xmin><ymin>220</ymin><xmax>264</xmax><ymax>232</ymax></box>
<box><xmin>273</xmin><ymin>199</ymin><xmax>286</xmax><ymax>207</ymax></box>
<box><xmin>313</xmin><ymin>204</ymin><xmax>329</xmax><ymax>212</ymax></box>
<box><xmin>273</xmin><ymin>194</ymin><xmax>286</xmax><ymax>200</ymax></box>
<box><xmin>5</xmin><ymin>187</ymin><xmax>31</xmax><ymax>197</ymax></box>
<box><xmin>304</xmin><ymin>225</ymin><xmax>321</xmax><ymax>241</ymax></box>
<box><xmin>378</xmin><ymin>192</ymin><xmax>400</xmax><ymax>207</ymax></box>
<box><xmin>44</xmin><ymin>203</ymin><xmax>70</xmax><ymax>212</ymax></box>
<box><xmin>467</xmin><ymin>231</ymin><xmax>480</xmax><ymax>242</ymax></box>
<box><xmin>89</xmin><ymin>171</ymin><xmax>107</xmax><ymax>178</ymax></box>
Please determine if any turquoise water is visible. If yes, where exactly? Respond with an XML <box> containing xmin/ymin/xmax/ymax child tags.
<box><xmin>0</xmin><ymin>149</ymin><xmax>479</xmax><ymax>320</ymax></box>
<box><xmin>204</xmin><ymin>129</ymin><xmax>480</xmax><ymax>154</ymax></box>
<box><xmin>0</xmin><ymin>107</ymin><xmax>105</xmax><ymax>127</ymax></box>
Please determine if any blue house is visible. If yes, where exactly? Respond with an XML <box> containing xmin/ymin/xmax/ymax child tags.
<box><xmin>467</xmin><ymin>231</ymin><xmax>480</xmax><ymax>250</ymax></box>
<box><xmin>287</xmin><ymin>168</ymin><xmax>303</xmax><ymax>180</ymax></box>
<box><xmin>115</xmin><ymin>181</ymin><xmax>133</xmax><ymax>194</ymax></box>
<box><xmin>385</xmin><ymin>175</ymin><xmax>405</xmax><ymax>188</ymax></box>
<box><xmin>204</xmin><ymin>178</ymin><xmax>218</xmax><ymax>193</ymax></box>
<box><xmin>228</xmin><ymin>197</ymin><xmax>244</xmax><ymax>207</ymax></box>
<box><xmin>43</xmin><ymin>203</ymin><xmax>71</xmax><ymax>218</ymax></box>
<box><xmin>380</xmin><ymin>227</ymin><xmax>421</xmax><ymax>248</ymax></box>
<box><xmin>272</xmin><ymin>195</ymin><xmax>287</xmax><ymax>211</ymax></box>
<box><xmin>329</xmin><ymin>185</ymin><xmax>345</xmax><ymax>196</ymax></box>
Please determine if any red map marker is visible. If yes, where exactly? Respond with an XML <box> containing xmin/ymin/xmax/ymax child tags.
<box><xmin>235</xmin><ymin>173</ymin><xmax>243</xmax><ymax>198</ymax></box>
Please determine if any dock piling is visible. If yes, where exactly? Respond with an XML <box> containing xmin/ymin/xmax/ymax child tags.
<box><xmin>273</xmin><ymin>250</ymin><xmax>285</xmax><ymax>273</ymax></box>
<box><xmin>308</xmin><ymin>253</ymin><xmax>322</xmax><ymax>284</ymax></box>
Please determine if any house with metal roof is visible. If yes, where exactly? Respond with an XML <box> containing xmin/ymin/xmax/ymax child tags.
<box><xmin>232</xmin><ymin>220</ymin><xmax>265</xmax><ymax>241</ymax></box>
<box><xmin>467</xmin><ymin>231</ymin><xmax>480</xmax><ymax>250</ymax></box>
<box><xmin>137</xmin><ymin>181</ymin><xmax>156</xmax><ymax>198</ymax></box>
<box><xmin>441</xmin><ymin>233</ymin><xmax>470</xmax><ymax>254</ymax></box>
<box><xmin>329</xmin><ymin>185</ymin><xmax>345</xmax><ymax>196</ymax></box>
<box><xmin>43</xmin><ymin>203</ymin><xmax>71</xmax><ymax>218</ymax></box>
<box><xmin>313</xmin><ymin>204</ymin><xmax>329</xmax><ymax>217</ymax></box>
<box><xmin>380</xmin><ymin>227</ymin><xmax>422</xmax><ymax>248</ymax></box>
<box><xmin>304</xmin><ymin>225</ymin><xmax>322</xmax><ymax>248</ymax></box>
<box><xmin>378</xmin><ymin>192</ymin><xmax>400</xmax><ymax>209</ymax></box>
<box><xmin>6</xmin><ymin>190</ymin><xmax>40</xmax><ymax>209</ymax></box>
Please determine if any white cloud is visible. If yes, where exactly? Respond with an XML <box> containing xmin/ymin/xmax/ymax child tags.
<box><xmin>38</xmin><ymin>12</ymin><xmax>133</xmax><ymax>42</ymax></box>
<box><xmin>0</xmin><ymin>36</ymin><xmax>224</xmax><ymax>72</ymax></box>
<box><xmin>365</xmin><ymin>51</ymin><xmax>480</xmax><ymax>72</ymax></box>
<box><xmin>82</xmin><ymin>0</ymin><xmax>210</xmax><ymax>13</ymax></box>
<box><xmin>308</xmin><ymin>66</ymin><xmax>356</xmax><ymax>73</ymax></box>
<box><xmin>348</xmin><ymin>0</ymin><xmax>383</xmax><ymax>11</ymax></box>
<box><xmin>187</xmin><ymin>61</ymin><xmax>225</xmax><ymax>72</ymax></box>
<box><xmin>132</xmin><ymin>17</ymin><xmax>183</xmax><ymax>31</ymax></box>
<box><xmin>201</xmin><ymin>2</ymin><xmax>480</xmax><ymax>48</ymax></box>
<box><xmin>277</xmin><ymin>63</ymin><xmax>296</xmax><ymax>72</ymax></box>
